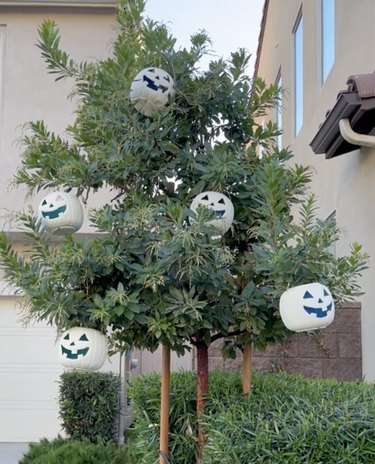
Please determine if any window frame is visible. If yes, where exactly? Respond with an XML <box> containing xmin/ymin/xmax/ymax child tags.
<box><xmin>321</xmin><ymin>0</ymin><xmax>335</xmax><ymax>84</ymax></box>
<box><xmin>293</xmin><ymin>10</ymin><xmax>303</xmax><ymax>138</ymax></box>
<box><xmin>275</xmin><ymin>69</ymin><xmax>283</xmax><ymax>150</ymax></box>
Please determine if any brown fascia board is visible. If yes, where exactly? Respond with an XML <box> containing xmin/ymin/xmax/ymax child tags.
<box><xmin>310</xmin><ymin>92</ymin><xmax>375</xmax><ymax>159</ymax></box>
<box><xmin>311</xmin><ymin>73</ymin><xmax>375</xmax><ymax>159</ymax></box>
<box><xmin>0</xmin><ymin>0</ymin><xmax>115</xmax><ymax>7</ymax></box>
<box><xmin>253</xmin><ymin>0</ymin><xmax>268</xmax><ymax>79</ymax></box>
<box><xmin>310</xmin><ymin>92</ymin><xmax>361</xmax><ymax>157</ymax></box>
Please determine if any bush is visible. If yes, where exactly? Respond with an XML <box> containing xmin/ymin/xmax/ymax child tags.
<box><xmin>59</xmin><ymin>371</ymin><xmax>121</xmax><ymax>443</ymax></box>
<box><xmin>128</xmin><ymin>371</ymin><xmax>200</xmax><ymax>464</ymax></box>
<box><xmin>19</xmin><ymin>437</ymin><xmax>134</xmax><ymax>464</ymax></box>
<box><xmin>128</xmin><ymin>370</ymin><xmax>375</xmax><ymax>464</ymax></box>
<box><xmin>127</xmin><ymin>370</ymin><xmax>246</xmax><ymax>464</ymax></box>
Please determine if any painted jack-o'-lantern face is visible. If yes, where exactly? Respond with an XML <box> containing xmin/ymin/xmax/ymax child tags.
<box><xmin>130</xmin><ymin>67</ymin><xmax>175</xmax><ymax>117</ymax></box>
<box><xmin>279</xmin><ymin>282</ymin><xmax>335</xmax><ymax>332</ymax></box>
<box><xmin>38</xmin><ymin>191</ymin><xmax>84</xmax><ymax>235</ymax></box>
<box><xmin>302</xmin><ymin>286</ymin><xmax>333</xmax><ymax>318</ymax></box>
<box><xmin>61</xmin><ymin>331</ymin><xmax>90</xmax><ymax>360</ymax></box>
<box><xmin>58</xmin><ymin>327</ymin><xmax>108</xmax><ymax>371</ymax></box>
<box><xmin>190</xmin><ymin>191</ymin><xmax>234</xmax><ymax>235</ymax></box>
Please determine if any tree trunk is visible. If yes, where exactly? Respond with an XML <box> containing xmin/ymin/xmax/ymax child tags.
<box><xmin>160</xmin><ymin>345</ymin><xmax>171</xmax><ymax>464</ymax></box>
<box><xmin>196</xmin><ymin>342</ymin><xmax>209</xmax><ymax>464</ymax></box>
<box><xmin>242</xmin><ymin>344</ymin><xmax>252</xmax><ymax>396</ymax></box>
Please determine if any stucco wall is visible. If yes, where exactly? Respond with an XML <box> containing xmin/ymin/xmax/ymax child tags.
<box><xmin>255</xmin><ymin>0</ymin><xmax>375</xmax><ymax>381</ymax></box>
<box><xmin>0</xmin><ymin>8</ymin><xmax>117</xmax><ymax>232</ymax></box>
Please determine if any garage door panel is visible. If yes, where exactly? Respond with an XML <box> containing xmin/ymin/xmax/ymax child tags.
<box><xmin>0</xmin><ymin>405</ymin><xmax>62</xmax><ymax>442</ymax></box>
<box><xmin>0</xmin><ymin>302</ymin><xmax>63</xmax><ymax>441</ymax></box>
<box><xmin>0</xmin><ymin>330</ymin><xmax>60</xmax><ymax>365</ymax></box>
<box><xmin>0</xmin><ymin>370</ymin><xmax>61</xmax><ymax>402</ymax></box>
<box><xmin>0</xmin><ymin>301</ymin><xmax>122</xmax><ymax>442</ymax></box>
<box><xmin>0</xmin><ymin>300</ymin><xmax>192</xmax><ymax>442</ymax></box>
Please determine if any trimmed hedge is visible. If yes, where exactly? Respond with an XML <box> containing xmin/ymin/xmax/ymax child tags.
<box><xmin>128</xmin><ymin>371</ymin><xmax>200</xmax><ymax>464</ymax></box>
<box><xmin>128</xmin><ymin>370</ymin><xmax>375</xmax><ymax>464</ymax></box>
<box><xmin>19</xmin><ymin>437</ymin><xmax>134</xmax><ymax>464</ymax></box>
<box><xmin>59</xmin><ymin>371</ymin><xmax>121</xmax><ymax>443</ymax></box>
<box><xmin>21</xmin><ymin>371</ymin><xmax>375</xmax><ymax>463</ymax></box>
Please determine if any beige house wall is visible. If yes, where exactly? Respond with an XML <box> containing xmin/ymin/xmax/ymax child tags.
<box><xmin>256</xmin><ymin>0</ymin><xmax>375</xmax><ymax>380</ymax></box>
<box><xmin>0</xmin><ymin>4</ymin><xmax>117</xmax><ymax>232</ymax></box>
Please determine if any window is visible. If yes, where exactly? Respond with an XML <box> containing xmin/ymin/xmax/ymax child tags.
<box><xmin>275</xmin><ymin>71</ymin><xmax>282</xmax><ymax>149</ymax></box>
<box><xmin>293</xmin><ymin>12</ymin><xmax>303</xmax><ymax>137</ymax></box>
<box><xmin>321</xmin><ymin>0</ymin><xmax>335</xmax><ymax>83</ymax></box>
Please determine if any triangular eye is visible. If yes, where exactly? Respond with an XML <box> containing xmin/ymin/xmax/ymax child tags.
<box><xmin>79</xmin><ymin>334</ymin><xmax>89</xmax><ymax>341</ymax></box>
<box><xmin>218</xmin><ymin>198</ymin><xmax>225</xmax><ymax>204</ymax></box>
<box><xmin>164</xmin><ymin>76</ymin><xmax>170</xmax><ymax>82</ymax></box>
<box><xmin>323</xmin><ymin>289</ymin><xmax>329</xmax><ymax>297</ymax></box>
<box><xmin>148</xmin><ymin>68</ymin><xmax>155</xmax><ymax>73</ymax></box>
<box><xmin>56</xmin><ymin>195</ymin><xmax>64</xmax><ymax>201</ymax></box>
<box><xmin>63</xmin><ymin>334</ymin><xmax>70</xmax><ymax>340</ymax></box>
<box><xmin>201</xmin><ymin>195</ymin><xmax>209</xmax><ymax>201</ymax></box>
<box><xmin>303</xmin><ymin>291</ymin><xmax>314</xmax><ymax>299</ymax></box>
<box><xmin>42</xmin><ymin>200</ymin><xmax>47</xmax><ymax>206</ymax></box>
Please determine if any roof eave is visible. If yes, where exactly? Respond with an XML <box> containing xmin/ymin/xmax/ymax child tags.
<box><xmin>253</xmin><ymin>0</ymin><xmax>269</xmax><ymax>79</ymax></box>
<box><xmin>0</xmin><ymin>0</ymin><xmax>115</xmax><ymax>8</ymax></box>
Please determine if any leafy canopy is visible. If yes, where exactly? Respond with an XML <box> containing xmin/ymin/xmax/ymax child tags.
<box><xmin>0</xmin><ymin>0</ymin><xmax>368</xmax><ymax>357</ymax></box>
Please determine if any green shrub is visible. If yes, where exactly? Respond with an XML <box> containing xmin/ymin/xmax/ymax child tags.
<box><xmin>59</xmin><ymin>371</ymin><xmax>121</xmax><ymax>443</ymax></box>
<box><xmin>203</xmin><ymin>373</ymin><xmax>375</xmax><ymax>463</ymax></box>
<box><xmin>128</xmin><ymin>370</ymin><xmax>375</xmax><ymax>464</ymax></box>
<box><xmin>19</xmin><ymin>437</ymin><xmax>134</xmax><ymax>464</ymax></box>
<box><xmin>127</xmin><ymin>370</ymin><xmax>243</xmax><ymax>464</ymax></box>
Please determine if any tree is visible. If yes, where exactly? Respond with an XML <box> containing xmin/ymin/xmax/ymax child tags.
<box><xmin>0</xmin><ymin>1</ymin><xmax>368</xmax><ymax>462</ymax></box>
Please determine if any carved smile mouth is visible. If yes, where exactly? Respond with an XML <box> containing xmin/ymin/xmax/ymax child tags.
<box><xmin>42</xmin><ymin>205</ymin><xmax>67</xmax><ymax>219</ymax></box>
<box><xmin>61</xmin><ymin>345</ymin><xmax>89</xmax><ymax>360</ymax></box>
<box><xmin>215</xmin><ymin>210</ymin><xmax>225</xmax><ymax>217</ymax></box>
<box><xmin>303</xmin><ymin>302</ymin><xmax>333</xmax><ymax>318</ymax></box>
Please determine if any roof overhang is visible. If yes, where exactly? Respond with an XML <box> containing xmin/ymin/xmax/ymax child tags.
<box><xmin>253</xmin><ymin>0</ymin><xmax>268</xmax><ymax>79</ymax></box>
<box><xmin>310</xmin><ymin>73</ymin><xmax>375</xmax><ymax>159</ymax></box>
<box><xmin>0</xmin><ymin>0</ymin><xmax>115</xmax><ymax>9</ymax></box>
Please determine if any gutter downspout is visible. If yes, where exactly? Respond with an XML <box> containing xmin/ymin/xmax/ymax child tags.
<box><xmin>339</xmin><ymin>118</ymin><xmax>375</xmax><ymax>148</ymax></box>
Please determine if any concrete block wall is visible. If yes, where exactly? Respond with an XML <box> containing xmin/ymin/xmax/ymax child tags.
<box><xmin>207</xmin><ymin>302</ymin><xmax>362</xmax><ymax>381</ymax></box>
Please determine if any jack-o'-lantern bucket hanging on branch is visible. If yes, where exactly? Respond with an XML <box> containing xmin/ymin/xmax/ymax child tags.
<box><xmin>190</xmin><ymin>191</ymin><xmax>234</xmax><ymax>236</ymax></box>
<box><xmin>58</xmin><ymin>327</ymin><xmax>108</xmax><ymax>371</ymax></box>
<box><xmin>38</xmin><ymin>191</ymin><xmax>84</xmax><ymax>235</ymax></box>
<box><xmin>279</xmin><ymin>282</ymin><xmax>335</xmax><ymax>332</ymax></box>
<box><xmin>130</xmin><ymin>67</ymin><xmax>175</xmax><ymax>117</ymax></box>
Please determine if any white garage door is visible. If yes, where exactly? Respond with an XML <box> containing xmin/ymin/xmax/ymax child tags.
<box><xmin>0</xmin><ymin>297</ymin><xmax>63</xmax><ymax>442</ymax></box>
<box><xmin>0</xmin><ymin>295</ymin><xmax>192</xmax><ymax>443</ymax></box>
